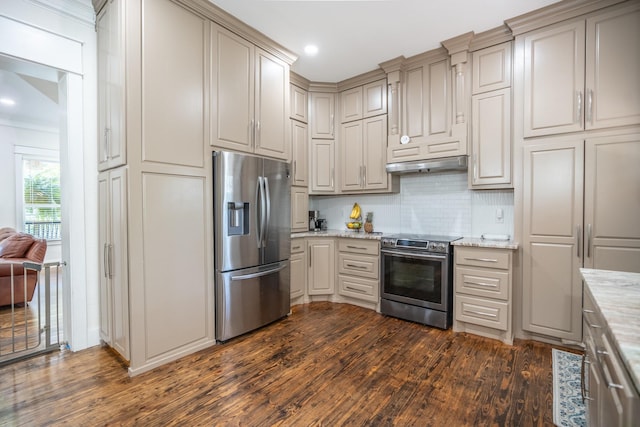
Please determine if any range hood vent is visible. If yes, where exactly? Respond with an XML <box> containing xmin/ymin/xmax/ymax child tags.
<box><xmin>386</xmin><ymin>155</ymin><xmax>468</xmax><ymax>175</ymax></box>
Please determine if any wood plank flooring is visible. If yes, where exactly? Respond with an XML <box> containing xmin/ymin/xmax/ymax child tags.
<box><xmin>0</xmin><ymin>302</ymin><xmax>567</xmax><ymax>426</ymax></box>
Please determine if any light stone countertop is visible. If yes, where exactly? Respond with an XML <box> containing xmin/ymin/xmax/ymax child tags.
<box><xmin>452</xmin><ymin>237</ymin><xmax>519</xmax><ymax>250</ymax></box>
<box><xmin>580</xmin><ymin>268</ymin><xmax>640</xmax><ymax>394</ymax></box>
<box><xmin>291</xmin><ymin>229</ymin><xmax>383</xmax><ymax>240</ymax></box>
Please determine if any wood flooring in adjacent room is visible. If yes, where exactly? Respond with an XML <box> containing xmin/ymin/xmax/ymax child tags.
<box><xmin>0</xmin><ymin>302</ymin><xmax>557</xmax><ymax>426</ymax></box>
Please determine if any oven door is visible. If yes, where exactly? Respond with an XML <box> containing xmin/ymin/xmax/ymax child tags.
<box><xmin>381</xmin><ymin>249</ymin><xmax>449</xmax><ymax>311</ymax></box>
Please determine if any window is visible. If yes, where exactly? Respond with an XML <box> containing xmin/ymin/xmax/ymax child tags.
<box><xmin>22</xmin><ymin>158</ymin><xmax>61</xmax><ymax>240</ymax></box>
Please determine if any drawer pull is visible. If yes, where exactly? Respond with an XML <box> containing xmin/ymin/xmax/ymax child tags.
<box><xmin>346</xmin><ymin>245</ymin><xmax>367</xmax><ymax>250</ymax></box>
<box><xmin>584</xmin><ymin>320</ymin><xmax>601</xmax><ymax>329</ymax></box>
<box><xmin>582</xmin><ymin>309</ymin><xmax>594</xmax><ymax>313</ymax></box>
<box><xmin>601</xmin><ymin>364</ymin><xmax>624</xmax><ymax>390</ymax></box>
<box><xmin>465</xmin><ymin>280</ymin><xmax>496</xmax><ymax>288</ymax></box>
<box><xmin>464</xmin><ymin>309</ymin><xmax>497</xmax><ymax>319</ymax></box>
<box><xmin>292</xmin><ymin>245</ymin><xmax>301</xmax><ymax>250</ymax></box>
<box><xmin>345</xmin><ymin>285</ymin><xmax>367</xmax><ymax>294</ymax></box>
<box><xmin>346</xmin><ymin>263</ymin><xmax>367</xmax><ymax>269</ymax></box>
<box><xmin>596</xmin><ymin>349</ymin><xmax>609</xmax><ymax>356</ymax></box>
<box><xmin>464</xmin><ymin>257</ymin><xmax>498</xmax><ymax>263</ymax></box>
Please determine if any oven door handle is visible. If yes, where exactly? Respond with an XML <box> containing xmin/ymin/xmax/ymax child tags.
<box><xmin>381</xmin><ymin>249</ymin><xmax>447</xmax><ymax>260</ymax></box>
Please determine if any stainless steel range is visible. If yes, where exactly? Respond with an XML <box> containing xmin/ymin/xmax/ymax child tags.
<box><xmin>380</xmin><ymin>234</ymin><xmax>462</xmax><ymax>329</ymax></box>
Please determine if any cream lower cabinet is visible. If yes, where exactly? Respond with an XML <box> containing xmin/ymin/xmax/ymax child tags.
<box><xmin>453</xmin><ymin>246</ymin><xmax>513</xmax><ymax>345</ymax></box>
<box><xmin>337</xmin><ymin>239</ymin><xmax>379</xmax><ymax>304</ymax></box>
<box><xmin>98</xmin><ymin>167</ymin><xmax>129</xmax><ymax>360</ymax></box>
<box><xmin>307</xmin><ymin>238</ymin><xmax>335</xmax><ymax>295</ymax></box>
<box><xmin>522</xmin><ymin>132</ymin><xmax>640</xmax><ymax>342</ymax></box>
<box><xmin>583</xmin><ymin>287</ymin><xmax>640</xmax><ymax>426</ymax></box>
<box><xmin>290</xmin><ymin>239</ymin><xmax>306</xmax><ymax>301</ymax></box>
<box><xmin>291</xmin><ymin>186</ymin><xmax>309</xmax><ymax>232</ymax></box>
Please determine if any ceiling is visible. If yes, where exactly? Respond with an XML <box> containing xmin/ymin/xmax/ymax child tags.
<box><xmin>209</xmin><ymin>0</ymin><xmax>559</xmax><ymax>82</ymax></box>
<box><xmin>0</xmin><ymin>55</ymin><xmax>61</xmax><ymax>130</ymax></box>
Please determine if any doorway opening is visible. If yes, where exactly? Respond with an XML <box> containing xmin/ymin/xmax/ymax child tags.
<box><xmin>0</xmin><ymin>54</ymin><xmax>67</xmax><ymax>364</ymax></box>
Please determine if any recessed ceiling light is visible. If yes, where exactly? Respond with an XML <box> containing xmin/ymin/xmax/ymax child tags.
<box><xmin>304</xmin><ymin>45</ymin><xmax>319</xmax><ymax>56</ymax></box>
<box><xmin>0</xmin><ymin>97</ymin><xmax>16</xmax><ymax>106</ymax></box>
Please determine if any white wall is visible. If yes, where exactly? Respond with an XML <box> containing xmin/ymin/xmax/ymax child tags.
<box><xmin>310</xmin><ymin>171</ymin><xmax>514</xmax><ymax>238</ymax></box>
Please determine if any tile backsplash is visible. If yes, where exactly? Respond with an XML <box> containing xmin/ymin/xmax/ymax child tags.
<box><xmin>309</xmin><ymin>171</ymin><xmax>514</xmax><ymax>238</ymax></box>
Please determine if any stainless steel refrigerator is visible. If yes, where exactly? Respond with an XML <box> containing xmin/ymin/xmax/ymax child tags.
<box><xmin>213</xmin><ymin>150</ymin><xmax>291</xmax><ymax>341</ymax></box>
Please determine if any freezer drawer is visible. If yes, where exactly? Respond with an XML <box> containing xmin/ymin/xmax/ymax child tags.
<box><xmin>215</xmin><ymin>261</ymin><xmax>290</xmax><ymax>341</ymax></box>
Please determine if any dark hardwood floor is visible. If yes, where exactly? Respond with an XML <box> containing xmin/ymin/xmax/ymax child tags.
<box><xmin>0</xmin><ymin>302</ymin><xmax>563</xmax><ymax>426</ymax></box>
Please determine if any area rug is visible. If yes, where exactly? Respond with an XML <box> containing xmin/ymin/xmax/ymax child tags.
<box><xmin>552</xmin><ymin>348</ymin><xmax>586</xmax><ymax>427</ymax></box>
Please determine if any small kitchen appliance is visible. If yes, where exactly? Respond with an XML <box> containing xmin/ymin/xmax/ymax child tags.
<box><xmin>380</xmin><ymin>234</ymin><xmax>462</xmax><ymax>329</ymax></box>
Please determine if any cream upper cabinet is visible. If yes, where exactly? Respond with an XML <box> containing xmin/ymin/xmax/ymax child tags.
<box><xmin>522</xmin><ymin>140</ymin><xmax>584</xmax><ymax>342</ymax></box>
<box><xmin>385</xmin><ymin>53</ymin><xmax>468</xmax><ymax>162</ymax></box>
<box><xmin>308</xmin><ymin>238</ymin><xmax>336</xmax><ymax>296</ymax></box>
<box><xmin>340</xmin><ymin>115</ymin><xmax>389</xmax><ymax>192</ymax></box>
<box><xmin>523</xmin><ymin>20</ymin><xmax>585</xmax><ymax>137</ymax></box>
<box><xmin>340</xmin><ymin>86</ymin><xmax>363</xmax><ymax>123</ymax></box>
<box><xmin>291</xmin><ymin>186</ymin><xmax>309</xmax><ymax>232</ymax></box>
<box><xmin>211</xmin><ymin>24</ymin><xmax>290</xmax><ymax>160</ymax></box>
<box><xmin>522</xmin><ymin>2</ymin><xmax>640</xmax><ymax>137</ymax></box>
<box><xmin>97</xmin><ymin>0</ymin><xmax>125</xmax><ymax>171</ymax></box>
<box><xmin>470</xmin><ymin>88</ymin><xmax>511</xmax><ymax>188</ymax></box>
<box><xmin>290</xmin><ymin>84</ymin><xmax>308</xmax><ymax>123</ymax></box>
<box><xmin>472</xmin><ymin>42</ymin><xmax>512</xmax><ymax>94</ymax></box>
<box><xmin>291</xmin><ymin>120</ymin><xmax>308</xmax><ymax>186</ymax></box>
<box><xmin>583</xmin><ymin>133</ymin><xmax>640</xmax><ymax>272</ymax></box>
<box><xmin>585</xmin><ymin>4</ymin><xmax>640</xmax><ymax>130</ymax></box>
<box><xmin>340</xmin><ymin>79</ymin><xmax>387</xmax><ymax>124</ymax></box>
<box><xmin>310</xmin><ymin>138</ymin><xmax>335</xmax><ymax>193</ymax></box>
<box><xmin>310</xmin><ymin>92</ymin><xmax>335</xmax><ymax>139</ymax></box>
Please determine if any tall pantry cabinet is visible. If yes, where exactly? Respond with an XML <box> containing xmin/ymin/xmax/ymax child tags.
<box><xmin>95</xmin><ymin>0</ymin><xmax>212</xmax><ymax>375</ymax></box>
<box><xmin>512</xmin><ymin>0</ymin><xmax>640</xmax><ymax>342</ymax></box>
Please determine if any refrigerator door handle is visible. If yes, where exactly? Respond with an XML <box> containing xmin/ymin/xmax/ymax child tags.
<box><xmin>230</xmin><ymin>263</ymin><xmax>286</xmax><ymax>281</ymax></box>
<box><xmin>256</xmin><ymin>176</ymin><xmax>264</xmax><ymax>248</ymax></box>
<box><xmin>263</xmin><ymin>176</ymin><xmax>271</xmax><ymax>247</ymax></box>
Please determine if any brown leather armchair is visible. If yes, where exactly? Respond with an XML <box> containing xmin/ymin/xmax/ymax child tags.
<box><xmin>0</xmin><ymin>228</ymin><xmax>47</xmax><ymax>307</ymax></box>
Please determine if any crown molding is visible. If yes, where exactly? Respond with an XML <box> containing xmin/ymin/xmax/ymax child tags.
<box><xmin>505</xmin><ymin>0</ymin><xmax>625</xmax><ymax>36</ymax></box>
<box><xmin>308</xmin><ymin>82</ymin><xmax>338</xmax><ymax>93</ymax></box>
<box><xmin>337</xmin><ymin>68</ymin><xmax>386</xmax><ymax>92</ymax></box>
<box><xmin>290</xmin><ymin>72</ymin><xmax>310</xmax><ymax>90</ymax></box>
<box><xmin>470</xmin><ymin>25</ymin><xmax>513</xmax><ymax>52</ymax></box>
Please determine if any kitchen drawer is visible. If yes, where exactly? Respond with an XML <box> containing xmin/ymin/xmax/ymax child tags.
<box><xmin>455</xmin><ymin>247</ymin><xmax>511</xmax><ymax>270</ymax></box>
<box><xmin>338</xmin><ymin>238</ymin><xmax>379</xmax><ymax>256</ymax></box>
<box><xmin>455</xmin><ymin>295</ymin><xmax>508</xmax><ymax>331</ymax></box>
<box><xmin>291</xmin><ymin>239</ymin><xmax>305</xmax><ymax>254</ymax></box>
<box><xmin>455</xmin><ymin>267</ymin><xmax>509</xmax><ymax>301</ymax></box>
<box><xmin>338</xmin><ymin>274</ymin><xmax>378</xmax><ymax>303</ymax></box>
<box><xmin>338</xmin><ymin>252</ymin><xmax>379</xmax><ymax>279</ymax></box>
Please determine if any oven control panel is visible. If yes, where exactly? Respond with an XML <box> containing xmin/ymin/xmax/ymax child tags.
<box><xmin>381</xmin><ymin>237</ymin><xmax>450</xmax><ymax>254</ymax></box>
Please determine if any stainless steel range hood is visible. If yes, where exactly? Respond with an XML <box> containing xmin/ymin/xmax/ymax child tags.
<box><xmin>386</xmin><ymin>155</ymin><xmax>468</xmax><ymax>175</ymax></box>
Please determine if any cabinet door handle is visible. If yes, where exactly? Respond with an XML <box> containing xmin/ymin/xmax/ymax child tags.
<box><xmin>587</xmin><ymin>89</ymin><xmax>593</xmax><ymax>124</ymax></box>
<box><xmin>576</xmin><ymin>225</ymin><xmax>581</xmax><ymax>258</ymax></box>
<box><xmin>464</xmin><ymin>257</ymin><xmax>497</xmax><ymax>263</ymax></box>
<box><xmin>309</xmin><ymin>248</ymin><xmax>312</xmax><ymax>268</ymax></box>
<box><xmin>103</xmin><ymin>128</ymin><xmax>110</xmax><ymax>161</ymax></box>
<box><xmin>601</xmin><ymin>363</ymin><xmax>624</xmax><ymax>390</ymax></box>
<box><xmin>346</xmin><ymin>263</ymin><xmax>367</xmax><ymax>270</ymax></box>
<box><xmin>293</xmin><ymin>160</ymin><xmax>297</xmax><ymax>180</ymax></box>
<box><xmin>576</xmin><ymin>91</ymin><xmax>583</xmax><ymax>124</ymax></box>
<box><xmin>465</xmin><ymin>280</ymin><xmax>495</xmax><ymax>288</ymax></box>
<box><xmin>103</xmin><ymin>243</ymin><xmax>109</xmax><ymax>278</ymax></box>
<box><xmin>108</xmin><ymin>243</ymin><xmax>114</xmax><ymax>279</ymax></box>
<box><xmin>330</xmin><ymin>114</ymin><xmax>334</xmax><ymax>136</ymax></box>
<box><xmin>255</xmin><ymin>120</ymin><xmax>261</xmax><ymax>147</ymax></box>
<box><xmin>345</xmin><ymin>285</ymin><xmax>366</xmax><ymax>294</ymax></box>
<box><xmin>362</xmin><ymin>165</ymin><xmax>366</xmax><ymax>187</ymax></box>
<box><xmin>587</xmin><ymin>224</ymin><xmax>592</xmax><ymax>258</ymax></box>
<box><xmin>358</xmin><ymin>165</ymin><xmax>362</xmax><ymax>185</ymax></box>
<box><xmin>464</xmin><ymin>309</ymin><xmax>497</xmax><ymax>319</ymax></box>
<box><xmin>473</xmin><ymin>155</ymin><xmax>478</xmax><ymax>183</ymax></box>
<box><xmin>330</xmin><ymin>168</ymin><xmax>334</xmax><ymax>189</ymax></box>
<box><xmin>249</xmin><ymin>119</ymin><xmax>255</xmax><ymax>145</ymax></box>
